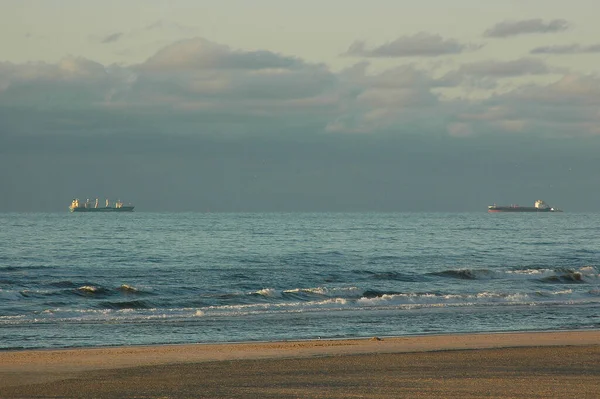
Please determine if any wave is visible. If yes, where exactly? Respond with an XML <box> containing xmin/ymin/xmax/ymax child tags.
<box><xmin>49</xmin><ymin>281</ymin><xmax>79</xmax><ymax>288</ymax></box>
<box><xmin>356</xmin><ymin>289</ymin><xmax>581</xmax><ymax>308</ymax></box>
<box><xmin>0</xmin><ymin>265</ymin><xmax>49</xmax><ymax>272</ymax></box>
<box><xmin>117</xmin><ymin>284</ymin><xmax>145</xmax><ymax>294</ymax></box>
<box><xmin>366</xmin><ymin>271</ymin><xmax>425</xmax><ymax>282</ymax></box>
<box><xmin>352</xmin><ymin>269</ymin><xmax>427</xmax><ymax>282</ymax></box>
<box><xmin>430</xmin><ymin>266</ymin><xmax>599</xmax><ymax>283</ymax></box>
<box><xmin>282</xmin><ymin>287</ymin><xmax>329</xmax><ymax>301</ymax></box>
<box><xmin>0</xmin><ymin>307</ymin><xmax>205</xmax><ymax>325</ymax></box>
<box><xmin>76</xmin><ymin>285</ymin><xmax>110</xmax><ymax>296</ymax></box>
<box><xmin>200</xmin><ymin>287</ymin><xmax>597</xmax><ymax>316</ymax></box>
<box><xmin>348</xmin><ymin>265</ymin><xmax>600</xmax><ymax>284</ymax></box>
<box><xmin>362</xmin><ymin>289</ymin><xmax>403</xmax><ymax>298</ymax></box>
<box><xmin>283</xmin><ymin>287</ymin><xmax>328</xmax><ymax>295</ymax></box>
<box><xmin>540</xmin><ymin>272</ymin><xmax>584</xmax><ymax>284</ymax></box>
<box><xmin>0</xmin><ymin>289</ymin><xmax>22</xmax><ymax>301</ymax></box>
<box><xmin>248</xmin><ymin>286</ymin><xmax>360</xmax><ymax>302</ymax></box>
<box><xmin>19</xmin><ymin>289</ymin><xmax>66</xmax><ymax>299</ymax></box>
<box><xmin>252</xmin><ymin>288</ymin><xmax>279</xmax><ymax>298</ymax></box>
<box><xmin>98</xmin><ymin>300</ymin><xmax>153</xmax><ymax>310</ymax></box>
<box><xmin>528</xmin><ymin>267</ymin><xmax>598</xmax><ymax>284</ymax></box>
<box><xmin>72</xmin><ymin>284</ymin><xmax>153</xmax><ymax>298</ymax></box>
<box><xmin>430</xmin><ymin>269</ymin><xmax>496</xmax><ymax>280</ymax></box>
<box><xmin>4</xmin><ymin>284</ymin><xmax>151</xmax><ymax>302</ymax></box>
<box><xmin>4</xmin><ymin>288</ymin><xmax>599</xmax><ymax>327</ymax></box>
<box><xmin>204</xmin><ymin>297</ymin><xmax>351</xmax><ymax>317</ymax></box>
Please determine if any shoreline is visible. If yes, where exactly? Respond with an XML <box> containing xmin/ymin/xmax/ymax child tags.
<box><xmin>2</xmin><ymin>330</ymin><xmax>600</xmax><ymax>398</ymax></box>
<box><xmin>4</xmin><ymin>327</ymin><xmax>598</xmax><ymax>351</ymax></box>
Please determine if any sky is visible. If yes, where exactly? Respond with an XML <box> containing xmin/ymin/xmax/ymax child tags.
<box><xmin>1</xmin><ymin>0</ymin><xmax>600</xmax><ymax>212</ymax></box>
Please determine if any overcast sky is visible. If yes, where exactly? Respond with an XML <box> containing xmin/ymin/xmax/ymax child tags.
<box><xmin>1</xmin><ymin>0</ymin><xmax>600</xmax><ymax>212</ymax></box>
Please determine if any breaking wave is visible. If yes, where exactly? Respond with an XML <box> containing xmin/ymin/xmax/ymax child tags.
<box><xmin>431</xmin><ymin>266</ymin><xmax>598</xmax><ymax>283</ymax></box>
<box><xmin>76</xmin><ymin>285</ymin><xmax>110</xmax><ymax>295</ymax></box>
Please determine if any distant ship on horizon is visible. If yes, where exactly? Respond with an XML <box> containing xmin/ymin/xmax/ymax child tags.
<box><xmin>69</xmin><ymin>198</ymin><xmax>134</xmax><ymax>212</ymax></box>
<box><xmin>488</xmin><ymin>200</ymin><xmax>562</xmax><ymax>213</ymax></box>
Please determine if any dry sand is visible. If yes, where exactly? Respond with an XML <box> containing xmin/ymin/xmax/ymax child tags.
<box><xmin>1</xmin><ymin>331</ymin><xmax>599</xmax><ymax>398</ymax></box>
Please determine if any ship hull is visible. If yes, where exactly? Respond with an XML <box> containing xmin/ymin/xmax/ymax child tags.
<box><xmin>488</xmin><ymin>207</ymin><xmax>559</xmax><ymax>213</ymax></box>
<box><xmin>70</xmin><ymin>207</ymin><xmax>134</xmax><ymax>212</ymax></box>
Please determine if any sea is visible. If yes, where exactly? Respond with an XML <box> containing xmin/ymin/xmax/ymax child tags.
<box><xmin>1</xmin><ymin>212</ymin><xmax>599</xmax><ymax>350</ymax></box>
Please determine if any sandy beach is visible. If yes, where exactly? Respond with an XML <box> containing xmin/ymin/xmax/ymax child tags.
<box><xmin>1</xmin><ymin>330</ymin><xmax>599</xmax><ymax>398</ymax></box>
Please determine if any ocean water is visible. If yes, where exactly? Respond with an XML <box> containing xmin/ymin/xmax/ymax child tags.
<box><xmin>1</xmin><ymin>212</ymin><xmax>599</xmax><ymax>350</ymax></box>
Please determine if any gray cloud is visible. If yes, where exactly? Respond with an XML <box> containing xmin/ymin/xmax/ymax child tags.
<box><xmin>503</xmin><ymin>74</ymin><xmax>600</xmax><ymax>106</ymax></box>
<box><xmin>0</xmin><ymin>38</ymin><xmax>337</xmax><ymax>139</ymax></box>
<box><xmin>530</xmin><ymin>43</ymin><xmax>600</xmax><ymax>54</ymax></box>
<box><xmin>140</xmin><ymin>38</ymin><xmax>305</xmax><ymax>71</ymax></box>
<box><xmin>484</xmin><ymin>19</ymin><xmax>569</xmax><ymax>38</ymax></box>
<box><xmin>344</xmin><ymin>32</ymin><xmax>480</xmax><ymax>57</ymax></box>
<box><xmin>454</xmin><ymin>57</ymin><xmax>552</xmax><ymax>77</ymax></box>
<box><xmin>438</xmin><ymin>57</ymin><xmax>554</xmax><ymax>89</ymax></box>
<box><xmin>101</xmin><ymin>32</ymin><xmax>124</xmax><ymax>44</ymax></box>
<box><xmin>450</xmin><ymin>74</ymin><xmax>600</xmax><ymax>141</ymax></box>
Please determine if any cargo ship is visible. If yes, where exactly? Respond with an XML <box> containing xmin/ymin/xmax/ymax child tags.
<box><xmin>488</xmin><ymin>200</ymin><xmax>562</xmax><ymax>213</ymax></box>
<box><xmin>69</xmin><ymin>198</ymin><xmax>134</xmax><ymax>212</ymax></box>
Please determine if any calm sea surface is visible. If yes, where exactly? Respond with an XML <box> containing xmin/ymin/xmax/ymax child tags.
<box><xmin>1</xmin><ymin>212</ymin><xmax>599</xmax><ymax>350</ymax></box>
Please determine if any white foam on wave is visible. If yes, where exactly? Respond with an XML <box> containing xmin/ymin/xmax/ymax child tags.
<box><xmin>577</xmin><ymin>266</ymin><xmax>600</xmax><ymax>280</ymax></box>
<box><xmin>506</xmin><ymin>266</ymin><xmax>599</xmax><ymax>280</ymax></box>
<box><xmin>357</xmin><ymin>294</ymin><xmax>406</xmax><ymax>306</ymax></box>
<box><xmin>551</xmin><ymin>289</ymin><xmax>573</xmax><ymax>296</ymax></box>
<box><xmin>0</xmin><ymin>315</ymin><xmax>26</xmax><ymax>323</ymax></box>
<box><xmin>284</xmin><ymin>287</ymin><xmax>327</xmax><ymax>295</ymax></box>
<box><xmin>355</xmin><ymin>290</ymin><xmax>576</xmax><ymax>307</ymax></box>
<box><xmin>314</xmin><ymin>297</ymin><xmax>348</xmax><ymax>306</ymax></box>
<box><xmin>204</xmin><ymin>296</ymin><xmax>350</xmax><ymax>317</ymax></box>
<box><xmin>22</xmin><ymin>306</ymin><xmax>215</xmax><ymax>324</ymax></box>
<box><xmin>254</xmin><ymin>288</ymin><xmax>278</xmax><ymax>297</ymax></box>
<box><xmin>505</xmin><ymin>269</ymin><xmax>557</xmax><ymax>279</ymax></box>
<box><xmin>504</xmin><ymin>293</ymin><xmax>530</xmax><ymax>302</ymax></box>
<box><xmin>475</xmin><ymin>292</ymin><xmax>500</xmax><ymax>299</ymax></box>
<box><xmin>119</xmin><ymin>284</ymin><xmax>138</xmax><ymax>292</ymax></box>
<box><xmin>78</xmin><ymin>285</ymin><xmax>99</xmax><ymax>293</ymax></box>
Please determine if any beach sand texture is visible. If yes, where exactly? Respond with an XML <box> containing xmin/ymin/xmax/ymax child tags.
<box><xmin>1</xmin><ymin>331</ymin><xmax>599</xmax><ymax>398</ymax></box>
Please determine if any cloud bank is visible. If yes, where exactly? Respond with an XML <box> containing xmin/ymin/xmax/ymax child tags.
<box><xmin>344</xmin><ymin>33</ymin><xmax>479</xmax><ymax>57</ymax></box>
<box><xmin>530</xmin><ymin>43</ymin><xmax>600</xmax><ymax>54</ymax></box>
<box><xmin>484</xmin><ymin>19</ymin><xmax>569</xmax><ymax>38</ymax></box>
<box><xmin>1</xmin><ymin>37</ymin><xmax>598</xmax><ymax>140</ymax></box>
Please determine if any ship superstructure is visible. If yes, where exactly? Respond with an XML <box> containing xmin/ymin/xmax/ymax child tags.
<box><xmin>488</xmin><ymin>200</ymin><xmax>562</xmax><ymax>213</ymax></box>
<box><xmin>69</xmin><ymin>198</ymin><xmax>134</xmax><ymax>212</ymax></box>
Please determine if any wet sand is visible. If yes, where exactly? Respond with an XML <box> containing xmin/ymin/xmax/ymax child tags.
<box><xmin>1</xmin><ymin>331</ymin><xmax>599</xmax><ymax>398</ymax></box>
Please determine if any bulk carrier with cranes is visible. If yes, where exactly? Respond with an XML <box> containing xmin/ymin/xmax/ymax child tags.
<box><xmin>69</xmin><ymin>198</ymin><xmax>134</xmax><ymax>212</ymax></box>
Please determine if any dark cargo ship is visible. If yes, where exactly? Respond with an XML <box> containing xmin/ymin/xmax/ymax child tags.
<box><xmin>69</xmin><ymin>198</ymin><xmax>134</xmax><ymax>212</ymax></box>
<box><xmin>488</xmin><ymin>200</ymin><xmax>562</xmax><ymax>213</ymax></box>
